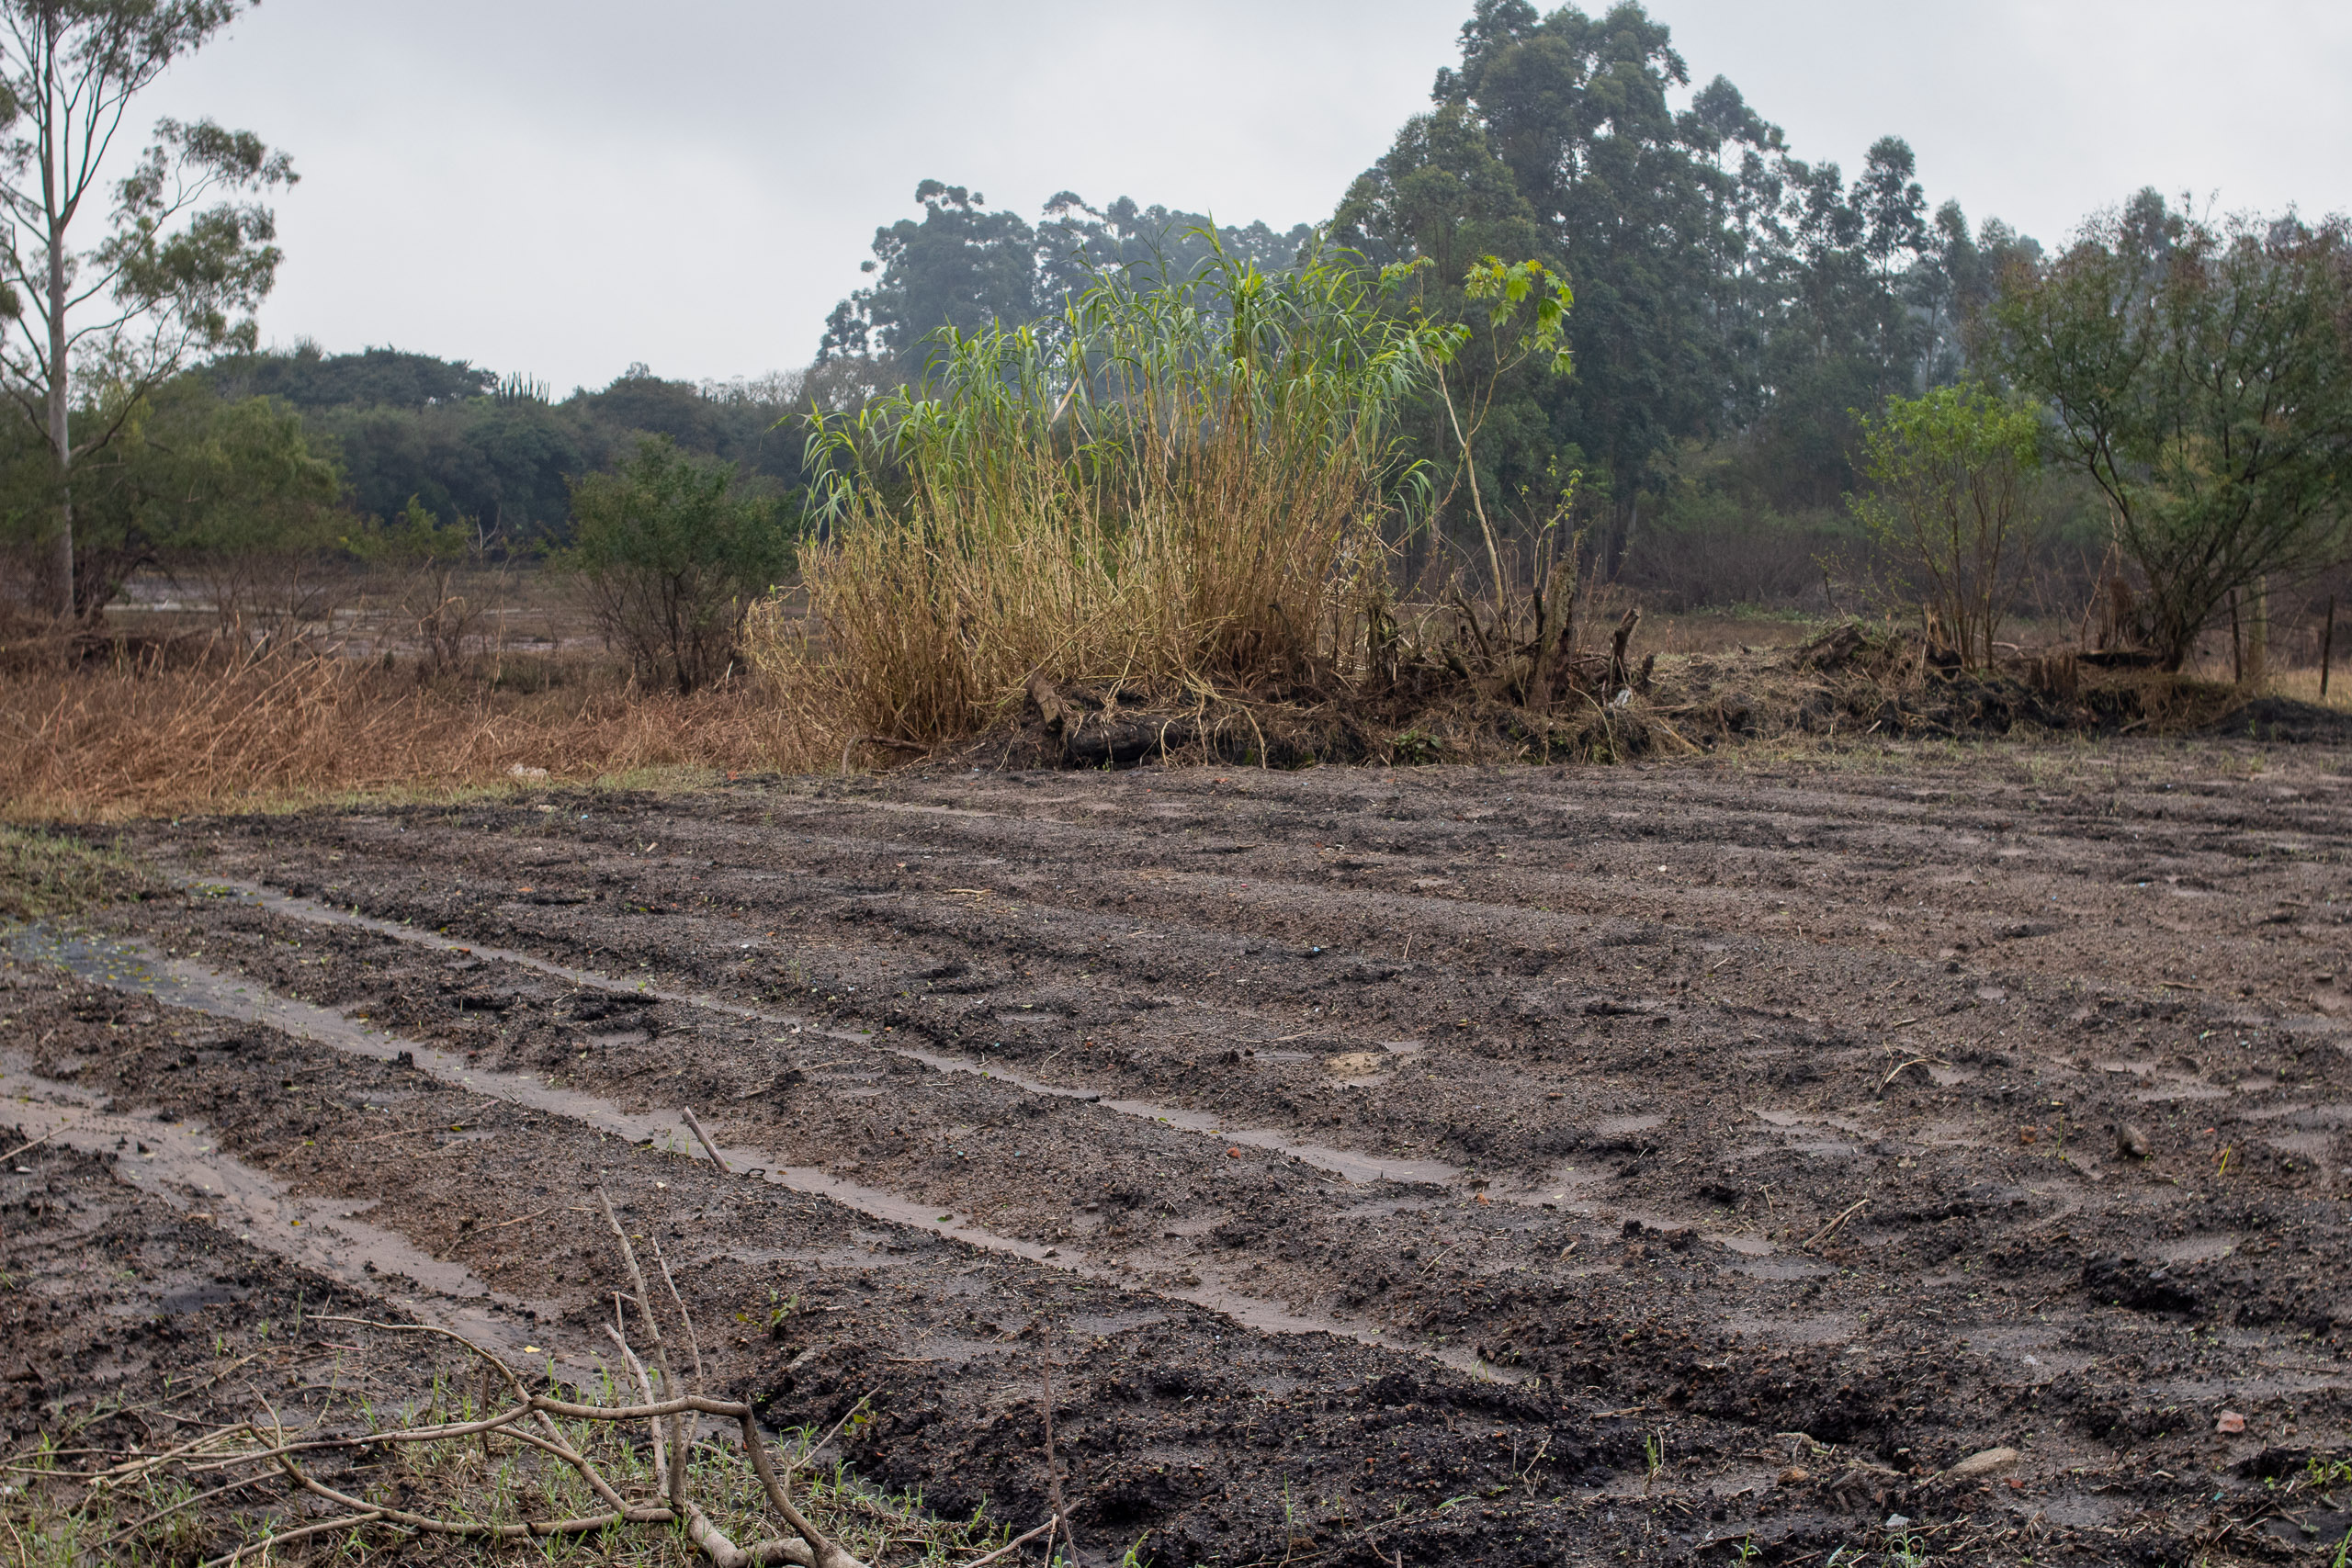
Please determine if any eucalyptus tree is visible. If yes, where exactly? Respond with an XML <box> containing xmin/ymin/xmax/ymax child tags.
<box><xmin>820</xmin><ymin>181</ymin><xmax>1316</xmax><ymax>381</ymax></box>
<box><xmin>819</xmin><ymin>182</ymin><xmax>1040</xmax><ymax>373</ymax></box>
<box><xmin>0</xmin><ymin>0</ymin><xmax>291</xmax><ymax>617</ymax></box>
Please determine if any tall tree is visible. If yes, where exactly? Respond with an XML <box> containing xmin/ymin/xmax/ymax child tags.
<box><xmin>1035</xmin><ymin>193</ymin><xmax>1311</xmax><ymax>308</ymax></box>
<box><xmin>822</xmin><ymin>182</ymin><xmax>1315</xmax><ymax>380</ymax></box>
<box><xmin>1436</xmin><ymin>0</ymin><xmax>1731</xmax><ymax>558</ymax></box>
<box><xmin>1337</xmin><ymin>4</ymin><xmax>2040</xmax><ymax>538</ymax></box>
<box><xmin>0</xmin><ymin>0</ymin><xmax>291</xmax><ymax>617</ymax></box>
<box><xmin>819</xmin><ymin>182</ymin><xmax>1040</xmax><ymax>373</ymax></box>
<box><xmin>1996</xmin><ymin>196</ymin><xmax>2352</xmax><ymax>668</ymax></box>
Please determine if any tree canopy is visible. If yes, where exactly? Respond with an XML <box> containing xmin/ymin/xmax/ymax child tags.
<box><xmin>1334</xmin><ymin>0</ymin><xmax>2042</xmax><ymax>566</ymax></box>
<box><xmin>0</xmin><ymin>0</ymin><xmax>294</xmax><ymax>615</ymax></box>
<box><xmin>1996</xmin><ymin>196</ymin><xmax>2352</xmax><ymax>668</ymax></box>
<box><xmin>198</xmin><ymin>347</ymin><xmax>815</xmax><ymax>548</ymax></box>
<box><xmin>820</xmin><ymin>181</ymin><xmax>1315</xmax><ymax>375</ymax></box>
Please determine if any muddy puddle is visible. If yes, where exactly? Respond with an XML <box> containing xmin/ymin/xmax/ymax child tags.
<box><xmin>0</xmin><ymin>1052</ymin><xmax>555</xmax><ymax>1360</ymax></box>
<box><xmin>6</xmin><ymin>921</ymin><xmax>1512</xmax><ymax>1378</ymax></box>
<box><xmin>209</xmin><ymin>880</ymin><xmax>1473</xmax><ymax>1191</ymax></box>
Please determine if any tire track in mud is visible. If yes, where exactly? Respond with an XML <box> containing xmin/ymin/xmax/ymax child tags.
<box><xmin>205</xmin><ymin>877</ymin><xmax>1467</xmax><ymax>1189</ymax></box>
<box><xmin>70</xmin><ymin>746</ymin><xmax>2352</xmax><ymax>1562</ymax></box>
<box><xmin>148</xmin><ymin>867</ymin><xmax>1815</xmax><ymax>1369</ymax></box>
<box><xmin>0</xmin><ymin>1053</ymin><xmax>555</xmax><ymax>1358</ymax></box>
<box><xmin>3</xmin><ymin>920</ymin><xmax>1512</xmax><ymax>1374</ymax></box>
<box><xmin>0</xmin><ymin>944</ymin><xmax>1645</xmax><ymax>1566</ymax></box>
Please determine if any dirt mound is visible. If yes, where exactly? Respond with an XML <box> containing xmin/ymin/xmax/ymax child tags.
<box><xmin>906</xmin><ymin>622</ymin><xmax>2351</xmax><ymax>775</ymax></box>
<box><xmin>2203</xmin><ymin>695</ymin><xmax>2352</xmax><ymax>743</ymax></box>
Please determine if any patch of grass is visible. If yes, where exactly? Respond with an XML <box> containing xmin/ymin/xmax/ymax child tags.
<box><xmin>0</xmin><ymin>649</ymin><xmax>836</xmax><ymax>822</ymax></box>
<box><xmin>0</xmin><ymin>826</ymin><xmax>153</xmax><ymax>921</ymax></box>
<box><xmin>0</xmin><ymin>1363</ymin><xmax>1012</xmax><ymax>1566</ymax></box>
<box><xmin>2256</xmin><ymin>665</ymin><xmax>2352</xmax><ymax>712</ymax></box>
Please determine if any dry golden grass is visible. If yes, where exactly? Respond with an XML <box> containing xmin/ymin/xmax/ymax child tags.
<box><xmin>753</xmin><ymin>252</ymin><xmax>1424</xmax><ymax>745</ymax></box>
<box><xmin>2238</xmin><ymin>663</ymin><xmax>2352</xmax><ymax>711</ymax></box>
<box><xmin>0</xmin><ymin>650</ymin><xmax>844</xmax><ymax>822</ymax></box>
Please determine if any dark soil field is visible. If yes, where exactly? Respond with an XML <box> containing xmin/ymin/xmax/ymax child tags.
<box><xmin>6</xmin><ymin>739</ymin><xmax>2352</xmax><ymax>1564</ymax></box>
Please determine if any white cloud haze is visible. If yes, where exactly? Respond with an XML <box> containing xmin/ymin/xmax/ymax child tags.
<box><xmin>141</xmin><ymin>0</ymin><xmax>2352</xmax><ymax>393</ymax></box>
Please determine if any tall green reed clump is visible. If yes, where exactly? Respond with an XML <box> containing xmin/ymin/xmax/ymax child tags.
<box><xmin>755</xmin><ymin>249</ymin><xmax>1437</xmax><ymax>743</ymax></box>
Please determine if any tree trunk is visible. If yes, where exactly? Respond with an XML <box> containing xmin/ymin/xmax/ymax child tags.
<box><xmin>2245</xmin><ymin>575</ymin><xmax>2268</xmax><ymax>685</ymax></box>
<box><xmin>42</xmin><ymin>223</ymin><xmax>73</xmax><ymax>620</ymax></box>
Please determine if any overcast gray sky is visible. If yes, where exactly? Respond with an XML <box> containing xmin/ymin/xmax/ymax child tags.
<box><xmin>143</xmin><ymin>0</ymin><xmax>2352</xmax><ymax>395</ymax></box>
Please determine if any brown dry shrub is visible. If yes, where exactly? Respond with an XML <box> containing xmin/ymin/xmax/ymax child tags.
<box><xmin>0</xmin><ymin>650</ymin><xmax>842</xmax><ymax>821</ymax></box>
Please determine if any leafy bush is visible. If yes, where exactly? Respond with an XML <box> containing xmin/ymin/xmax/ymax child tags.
<box><xmin>1997</xmin><ymin>201</ymin><xmax>2352</xmax><ymax>669</ymax></box>
<box><xmin>65</xmin><ymin>384</ymin><xmax>346</xmax><ymax>639</ymax></box>
<box><xmin>560</xmin><ymin>436</ymin><xmax>793</xmax><ymax>694</ymax></box>
<box><xmin>1851</xmin><ymin>381</ymin><xmax>2045</xmax><ymax>666</ymax></box>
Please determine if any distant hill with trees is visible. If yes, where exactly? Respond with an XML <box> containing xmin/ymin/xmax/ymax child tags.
<box><xmin>198</xmin><ymin>347</ymin><xmax>814</xmax><ymax>549</ymax></box>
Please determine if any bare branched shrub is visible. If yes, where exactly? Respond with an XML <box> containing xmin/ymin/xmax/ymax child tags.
<box><xmin>355</xmin><ymin>498</ymin><xmax>500</xmax><ymax>673</ymax></box>
<box><xmin>1850</xmin><ymin>382</ymin><xmax>2046</xmax><ymax>669</ymax></box>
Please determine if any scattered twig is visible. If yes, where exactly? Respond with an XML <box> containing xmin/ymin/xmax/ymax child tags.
<box><xmin>959</xmin><ymin>1516</ymin><xmax>1063</xmax><ymax>1567</ymax></box>
<box><xmin>598</xmin><ymin>1185</ymin><xmax>686</xmax><ymax>1513</ymax></box>
<box><xmin>682</xmin><ymin>1107</ymin><xmax>729</xmax><ymax>1172</ymax></box>
<box><xmin>107</xmin><ymin>1468</ymin><xmax>294</xmax><ymax>1545</ymax></box>
<box><xmin>0</xmin><ymin>1121</ymin><xmax>74</xmax><ymax>1164</ymax></box>
<box><xmin>198</xmin><ymin>1509</ymin><xmax>399</xmax><ymax>1567</ymax></box>
<box><xmin>795</xmin><ymin>1393</ymin><xmax>879</xmax><ymax>1476</ymax></box>
<box><xmin>480</xmin><ymin>1205</ymin><xmax>554</xmax><ymax>1234</ymax></box>
<box><xmin>1877</xmin><ymin>1057</ymin><xmax>1940</xmax><ymax>1093</ymax></box>
<box><xmin>648</xmin><ymin>1229</ymin><xmax>706</xmax><ymax>1396</ymax></box>
<box><xmin>1801</xmin><ymin>1199</ymin><xmax>1870</xmax><ymax>1252</ymax></box>
<box><xmin>1039</xmin><ymin>1354</ymin><xmax>1078</xmax><ymax>1564</ymax></box>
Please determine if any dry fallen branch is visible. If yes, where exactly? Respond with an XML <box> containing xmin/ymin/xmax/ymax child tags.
<box><xmin>959</xmin><ymin>1514</ymin><xmax>1065</xmax><ymax>1566</ymax></box>
<box><xmin>1801</xmin><ymin>1199</ymin><xmax>1871</xmax><ymax>1252</ymax></box>
<box><xmin>16</xmin><ymin>1187</ymin><xmax>922</xmax><ymax>1568</ymax></box>
<box><xmin>134</xmin><ymin>1207</ymin><xmax>873</xmax><ymax>1568</ymax></box>
<box><xmin>683</xmin><ymin>1104</ymin><xmax>730</xmax><ymax>1171</ymax></box>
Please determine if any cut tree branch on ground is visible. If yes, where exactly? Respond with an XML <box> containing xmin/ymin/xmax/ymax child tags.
<box><xmin>66</xmin><ymin>1207</ymin><xmax>880</xmax><ymax>1568</ymax></box>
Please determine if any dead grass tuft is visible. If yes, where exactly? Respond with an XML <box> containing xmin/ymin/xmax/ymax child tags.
<box><xmin>0</xmin><ymin>649</ymin><xmax>842</xmax><ymax>822</ymax></box>
<box><xmin>752</xmin><ymin>251</ymin><xmax>1420</xmax><ymax>747</ymax></box>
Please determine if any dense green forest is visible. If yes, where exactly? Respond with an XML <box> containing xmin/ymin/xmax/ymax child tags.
<box><xmin>203</xmin><ymin>348</ymin><xmax>813</xmax><ymax>546</ymax></box>
<box><xmin>17</xmin><ymin>0</ymin><xmax>2345</xmax><ymax>647</ymax></box>
<box><xmin>134</xmin><ymin>2</ymin><xmax>2052</xmax><ymax>574</ymax></box>
<box><xmin>22</xmin><ymin>0</ymin><xmax>2046</xmax><ymax>593</ymax></box>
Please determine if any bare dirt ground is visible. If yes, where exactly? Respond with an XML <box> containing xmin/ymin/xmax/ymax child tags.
<box><xmin>6</xmin><ymin>737</ymin><xmax>2352</xmax><ymax>1564</ymax></box>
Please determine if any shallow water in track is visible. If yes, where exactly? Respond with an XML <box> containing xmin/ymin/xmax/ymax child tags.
<box><xmin>6</xmin><ymin>921</ymin><xmax>1508</xmax><ymax>1373</ymax></box>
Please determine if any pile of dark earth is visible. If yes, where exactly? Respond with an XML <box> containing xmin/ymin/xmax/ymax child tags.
<box><xmin>6</xmin><ymin>739</ymin><xmax>2351</xmax><ymax>1564</ymax></box>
